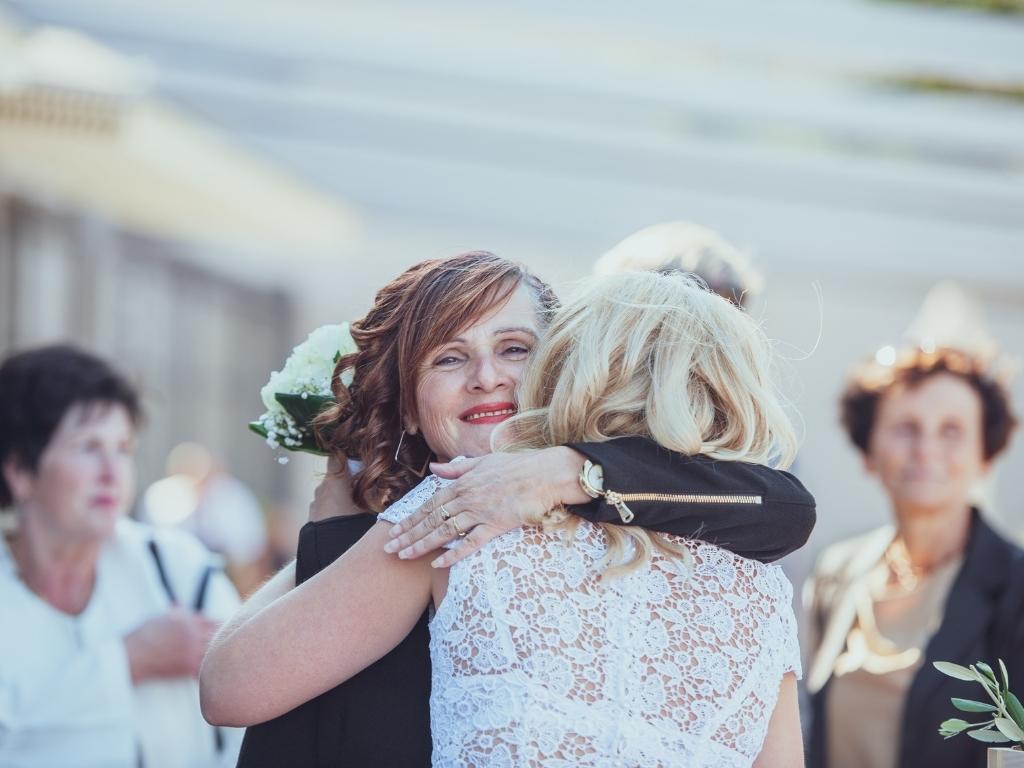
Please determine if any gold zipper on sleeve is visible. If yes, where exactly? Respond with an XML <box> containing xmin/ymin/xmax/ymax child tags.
<box><xmin>600</xmin><ymin>490</ymin><xmax>763</xmax><ymax>524</ymax></box>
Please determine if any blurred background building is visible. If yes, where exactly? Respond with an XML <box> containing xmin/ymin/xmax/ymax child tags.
<box><xmin>2</xmin><ymin>0</ymin><xmax>1022</xmax><ymax>591</ymax></box>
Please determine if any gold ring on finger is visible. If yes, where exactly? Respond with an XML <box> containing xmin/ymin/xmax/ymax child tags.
<box><xmin>452</xmin><ymin>519</ymin><xmax>468</xmax><ymax>538</ymax></box>
<box><xmin>439</xmin><ymin>504</ymin><xmax>452</xmax><ymax>521</ymax></box>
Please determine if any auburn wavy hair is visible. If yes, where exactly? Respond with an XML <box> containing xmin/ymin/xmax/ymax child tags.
<box><xmin>315</xmin><ymin>251</ymin><xmax>557</xmax><ymax>513</ymax></box>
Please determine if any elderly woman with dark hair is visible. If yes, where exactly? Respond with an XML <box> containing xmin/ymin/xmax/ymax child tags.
<box><xmin>221</xmin><ymin>251</ymin><xmax>817</xmax><ymax>767</ymax></box>
<box><xmin>804</xmin><ymin>346</ymin><xmax>1024</xmax><ymax>768</ymax></box>
<box><xmin>0</xmin><ymin>345</ymin><xmax>242</xmax><ymax>768</ymax></box>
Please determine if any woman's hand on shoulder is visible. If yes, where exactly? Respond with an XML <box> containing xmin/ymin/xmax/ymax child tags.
<box><xmin>383</xmin><ymin>447</ymin><xmax>590</xmax><ymax>568</ymax></box>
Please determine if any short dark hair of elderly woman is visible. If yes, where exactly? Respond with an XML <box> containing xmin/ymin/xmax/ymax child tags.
<box><xmin>315</xmin><ymin>250</ymin><xmax>558</xmax><ymax>514</ymax></box>
<box><xmin>840</xmin><ymin>346</ymin><xmax>1017</xmax><ymax>462</ymax></box>
<box><xmin>0</xmin><ymin>344</ymin><xmax>141</xmax><ymax>508</ymax></box>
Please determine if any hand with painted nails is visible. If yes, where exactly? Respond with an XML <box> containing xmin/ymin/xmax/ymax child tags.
<box><xmin>383</xmin><ymin>447</ymin><xmax>590</xmax><ymax>568</ymax></box>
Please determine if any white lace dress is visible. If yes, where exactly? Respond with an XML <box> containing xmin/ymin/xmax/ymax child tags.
<box><xmin>379</xmin><ymin>474</ymin><xmax>802</xmax><ymax>768</ymax></box>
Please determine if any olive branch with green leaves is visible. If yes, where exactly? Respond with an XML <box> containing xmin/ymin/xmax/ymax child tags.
<box><xmin>934</xmin><ymin>660</ymin><xmax>1024</xmax><ymax>748</ymax></box>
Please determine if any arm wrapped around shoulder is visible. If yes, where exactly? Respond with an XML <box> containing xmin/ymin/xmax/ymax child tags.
<box><xmin>567</xmin><ymin>436</ymin><xmax>815</xmax><ymax>563</ymax></box>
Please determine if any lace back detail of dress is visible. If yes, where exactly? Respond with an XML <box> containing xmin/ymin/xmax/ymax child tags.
<box><xmin>380</xmin><ymin>479</ymin><xmax>801</xmax><ymax>768</ymax></box>
<box><xmin>432</xmin><ymin>524</ymin><xmax>799</xmax><ymax>768</ymax></box>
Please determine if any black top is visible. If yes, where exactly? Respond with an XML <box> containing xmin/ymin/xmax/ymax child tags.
<box><xmin>237</xmin><ymin>436</ymin><xmax>817</xmax><ymax>767</ymax></box>
<box><xmin>235</xmin><ymin>513</ymin><xmax>432</xmax><ymax>768</ymax></box>
<box><xmin>807</xmin><ymin>510</ymin><xmax>1024</xmax><ymax>768</ymax></box>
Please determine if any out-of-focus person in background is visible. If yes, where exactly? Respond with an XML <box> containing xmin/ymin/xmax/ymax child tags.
<box><xmin>0</xmin><ymin>345</ymin><xmax>243</xmax><ymax>768</ymax></box>
<box><xmin>141</xmin><ymin>442</ymin><xmax>269</xmax><ymax>596</ymax></box>
<box><xmin>803</xmin><ymin>345</ymin><xmax>1024</xmax><ymax>768</ymax></box>
<box><xmin>592</xmin><ymin>220</ymin><xmax>764</xmax><ymax>308</ymax></box>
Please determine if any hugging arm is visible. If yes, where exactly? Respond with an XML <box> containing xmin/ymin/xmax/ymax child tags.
<box><xmin>568</xmin><ymin>436</ymin><xmax>816</xmax><ymax>562</ymax></box>
<box><xmin>386</xmin><ymin>435</ymin><xmax>815</xmax><ymax>566</ymax></box>
<box><xmin>200</xmin><ymin>523</ymin><xmax>432</xmax><ymax>727</ymax></box>
<box><xmin>210</xmin><ymin>460</ymin><xmax>376</xmax><ymax>668</ymax></box>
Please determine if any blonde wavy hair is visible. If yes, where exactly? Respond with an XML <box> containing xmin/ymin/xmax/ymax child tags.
<box><xmin>496</xmin><ymin>270</ymin><xmax>798</xmax><ymax>576</ymax></box>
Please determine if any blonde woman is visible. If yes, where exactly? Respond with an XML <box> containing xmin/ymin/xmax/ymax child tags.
<box><xmin>203</xmin><ymin>271</ymin><xmax>804</xmax><ymax>767</ymax></box>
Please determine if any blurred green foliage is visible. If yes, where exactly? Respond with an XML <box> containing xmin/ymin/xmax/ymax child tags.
<box><xmin>878</xmin><ymin>0</ymin><xmax>1024</xmax><ymax>13</ymax></box>
<box><xmin>874</xmin><ymin>74</ymin><xmax>1024</xmax><ymax>104</ymax></box>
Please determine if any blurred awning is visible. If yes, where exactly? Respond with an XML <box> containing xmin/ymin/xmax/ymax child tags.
<box><xmin>0</xmin><ymin>20</ymin><xmax>359</xmax><ymax>254</ymax></box>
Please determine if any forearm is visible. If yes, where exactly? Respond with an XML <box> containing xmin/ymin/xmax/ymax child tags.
<box><xmin>210</xmin><ymin>561</ymin><xmax>296</xmax><ymax>651</ymax></box>
<box><xmin>200</xmin><ymin>524</ymin><xmax>431</xmax><ymax>727</ymax></box>
<box><xmin>207</xmin><ymin>515</ymin><xmax>372</xmax><ymax>672</ymax></box>
<box><xmin>567</xmin><ymin>436</ymin><xmax>816</xmax><ymax>562</ymax></box>
<box><xmin>202</xmin><ymin>574</ymin><xmax>349</xmax><ymax>725</ymax></box>
<box><xmin>216</xmin><ymin>471</ymin><xmax>369</xmax><ymax>645</ymax></box>
<box><xmin>389</xmin><ymin>441</ymin><xmax>814</xmax><ymax>567</ymax></box>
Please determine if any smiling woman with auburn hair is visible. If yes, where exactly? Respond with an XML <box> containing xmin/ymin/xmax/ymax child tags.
<box><xmin>316</xmin><ymin>251</ymin><xmax>557</xmax><ymax>513</ymax></box>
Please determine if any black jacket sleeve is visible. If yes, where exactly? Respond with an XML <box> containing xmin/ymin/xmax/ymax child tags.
<box><xmin>567</xmin><ymin>436</ymin><xmax>815</xmax><ymax>563</ymax></box>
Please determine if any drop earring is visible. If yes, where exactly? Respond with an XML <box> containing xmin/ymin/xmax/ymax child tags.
<box><xmin>394</xmin><ymin>429</ymin><xmax>431</xmax><ymax>477</ymax></box>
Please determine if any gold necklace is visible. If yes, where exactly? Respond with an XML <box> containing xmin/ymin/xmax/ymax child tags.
<box><xmin>883</xmin><ymin>538</ymin><xmax>960</xmax><ymax>593</ymax></box>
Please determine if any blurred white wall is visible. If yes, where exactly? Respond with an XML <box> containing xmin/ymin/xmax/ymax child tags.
<box><xmin>0</xmin><ymin>196</ymin><xmax>295</xmax><ymax>504</ymax></box>
<box><xmin>4</xmin><ymin>0</ymin><xmax>1023</xmax><ymax>567</ymax></box>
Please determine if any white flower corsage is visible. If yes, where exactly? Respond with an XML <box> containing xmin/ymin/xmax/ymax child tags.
<box><xmin>249</xmin><ymin>323</ymin><xmax>356</xmax><ymax>458</ymax></box>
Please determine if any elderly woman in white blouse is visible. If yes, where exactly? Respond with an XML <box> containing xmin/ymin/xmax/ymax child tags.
<box><xmin>0</xmin><ymin>345</ymin><xmax>241</xmax><ymax>768</ymax></box>
<box><xmin>203</xmin><ymin>272</ymin><xmax>804</xmax><ymax>768</ymax></box>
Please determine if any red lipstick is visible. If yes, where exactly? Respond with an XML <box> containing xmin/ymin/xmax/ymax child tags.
<box><xmin>460</xmin><ymin>402</ymin><xmax>517</xmax><ymax>425</ymax></box>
